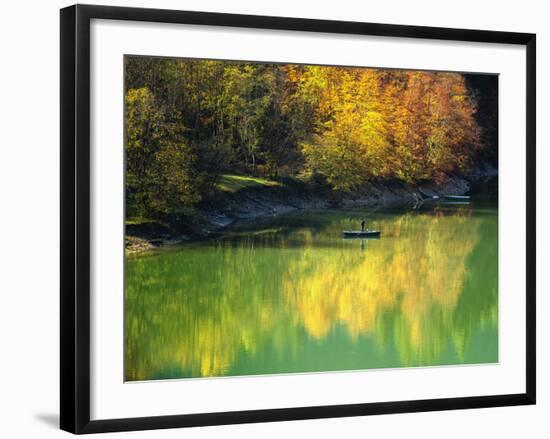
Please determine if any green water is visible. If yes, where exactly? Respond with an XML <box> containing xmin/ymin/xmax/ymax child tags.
<box><xmin>125</xmin><ymin>202</ymin><xmax>498</xmax><ymax>381</ymax></box>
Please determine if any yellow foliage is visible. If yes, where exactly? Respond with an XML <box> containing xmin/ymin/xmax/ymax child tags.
<box><xmin>300</xmin><ymin>69</ymin><xmax>481</xmax><ymax>186</ymax></box>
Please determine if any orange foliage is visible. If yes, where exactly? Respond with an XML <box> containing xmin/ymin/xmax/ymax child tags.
<box><xmin>299</xmin><ymin>68</ymin><xmax>481</xmax><ymax>188</ymax></box>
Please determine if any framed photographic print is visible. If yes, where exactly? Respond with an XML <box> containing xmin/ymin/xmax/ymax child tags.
<box><xmin>60</xmin><ymin>4</ymin><xmax>536</xmax><ymax>434</ymax></box>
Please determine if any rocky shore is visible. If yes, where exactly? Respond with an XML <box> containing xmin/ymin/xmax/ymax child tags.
<box><xmin>126</xmin><ymin>162</ymin><xmax>497</xmax><ymax>254</ymax></box>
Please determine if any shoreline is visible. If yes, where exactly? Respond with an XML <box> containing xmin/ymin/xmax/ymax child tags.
<box><xmin>126</xmin><ymin>162</ymin><xmax>497</xmax><ymax>254</ymax></box>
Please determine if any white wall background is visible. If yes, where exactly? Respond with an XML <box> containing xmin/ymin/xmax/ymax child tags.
<box><xmin>0</xmin><ymin>0</ymin><xmax>546</xmax><ymax>437</ymax></box>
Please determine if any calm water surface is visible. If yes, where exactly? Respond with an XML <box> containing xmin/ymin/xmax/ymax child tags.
<box><xmin>125</xmin><ymin>202</ymin><xmax>498</xmax><ymax>381</ymax></box>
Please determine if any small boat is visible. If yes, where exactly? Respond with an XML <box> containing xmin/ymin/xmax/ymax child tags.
<box><xmin>444</xmin><ymin>195</ymin><xmax>470</xmax><ymax>200</ymax></box>
<box><xmin>418</xmin><ymin>189</ymin><xmax>440</xmax><ymax>200</ymax></box>
<box><xmin>342</xmin><ymin>230</ymin><xmax>381</xmax><ymax>238</ymax></box>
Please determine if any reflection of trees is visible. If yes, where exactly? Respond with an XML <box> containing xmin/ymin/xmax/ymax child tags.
<box><xmin>125</xmin><ymin>244</ymin><xmax>289</xmax><ymax>380</ymax></box>
<box><xmin>284</xmin><ymin>211</ymin><xmax>489</xmax><ymax>366</ymax></box>
<box><xmin>125</xmin><ymin>209</ymin><xmax>498</xmax><ymax>380</ymax></box>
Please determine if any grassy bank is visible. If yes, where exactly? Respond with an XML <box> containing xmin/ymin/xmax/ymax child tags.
<box><xmin>216</xmin><ymin>174</ymin><xmax>281</xmax><ymax>192</ymax></box>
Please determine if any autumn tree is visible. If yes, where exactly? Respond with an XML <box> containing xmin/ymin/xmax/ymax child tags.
<box><xmin>125</xmin><ymin>87</ymin><xmax>199</xmax><ymax>218</ymax></box>
<box><xmin>300</xmin><ymin>68</ymin><xmax>481</xmax><ymax>188</ymax></box>
<box><xmin>124</xmin><ymin>56</ymin><xmax>491</xmax><ymax>219</ymax></box>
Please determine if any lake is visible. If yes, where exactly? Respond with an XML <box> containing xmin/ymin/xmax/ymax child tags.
<box><xmin>125</xmin><ymin>202</ymin><xmax>498</xmax><ymax>381</ymax></box>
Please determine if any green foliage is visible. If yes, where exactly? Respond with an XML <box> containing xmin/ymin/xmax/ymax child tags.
<box><xmin>125</xmin><ymin>87</ymin><xmax>198</xmax><ymax>219</ymax></box>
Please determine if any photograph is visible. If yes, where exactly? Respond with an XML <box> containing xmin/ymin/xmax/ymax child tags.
<box><xmin>123</xmin><ymin>56</ymin><xmax>499</xmax><ymax>382</ymax></box>
<box><xmin>0</xmin><ymin>0</ymin><xmax>543</xmax><ymax>436</ymax></box>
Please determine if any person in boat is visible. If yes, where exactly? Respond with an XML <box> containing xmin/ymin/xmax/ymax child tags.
<box><xmin>361</xmin><ymin>220</ymin><xmax>366</xmax><ymax>232</ymax></box>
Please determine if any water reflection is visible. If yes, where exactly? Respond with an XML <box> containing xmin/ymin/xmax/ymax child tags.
<box><xmin>125</xmin><ymin>205</ymin><xmax>498</xmax><ymax>381</ymax></box>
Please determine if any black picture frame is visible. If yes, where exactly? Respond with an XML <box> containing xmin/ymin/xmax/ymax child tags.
<box><xmin>60</xmin><ymin>4</ymin><xmax>536</xmax><ymax>434</ymax></box>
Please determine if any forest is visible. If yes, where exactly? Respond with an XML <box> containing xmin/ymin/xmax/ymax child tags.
<box><xmin>125</xmin><ymin>56</ymin><xmax>497</xmax><ymax>221</ymax></box>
